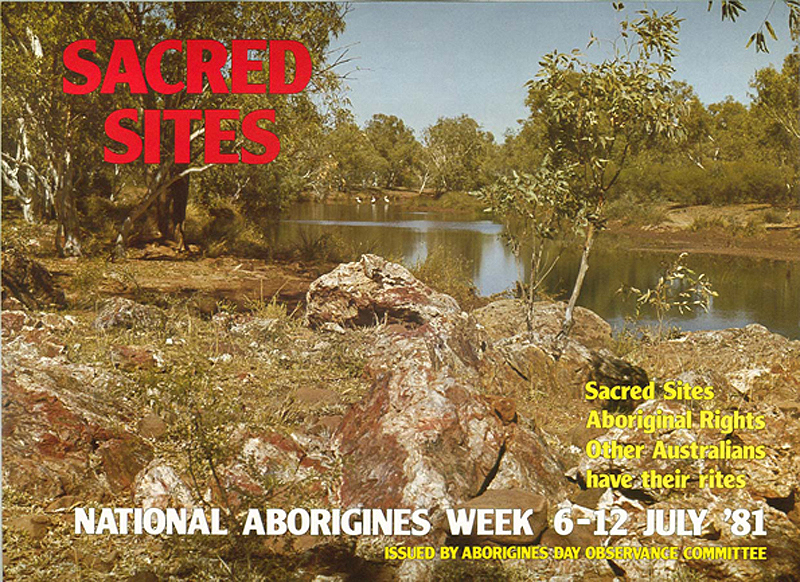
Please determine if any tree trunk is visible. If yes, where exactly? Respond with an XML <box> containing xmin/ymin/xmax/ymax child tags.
<box><xmin>560</xmin><ymin>222</ymin><xmax>596</xmax><ymax>339</ymax></box>
<box><xmin>2</xmin><ymin>118</ymin><xmax>50</xmax><ymax>223</ymax></box>
<box><xmin>526</xmin><ymin>242</ymin><xmax>540</xmax><ymax>333</ymax></box>
<box><xmin>113</xmin><ymin>164</ymin><xmax>206</xmax><ymax>257</ymax></box>
<box><xmin>54</xmin><ymin>146</ymin><xmax>81</xmax><ymax>257</ymax></box>
<box><xmin>114</xmin><ymin>178</ymin><xmax>173</xmax><ymax>257</ymax></box>
<box><xmin>55</xmin><ymin>179</ymin><xmax>81</xmax><ymax>256</ymax></box>
<box><xmin>156</xmin><ymin>188</ymin><xmax>173</xmax><ymax>241</ymax></box>
<box><xmin>417</xmin><ymin>170</ymin><xmax>429</xmax><ymax>195</ymax></box>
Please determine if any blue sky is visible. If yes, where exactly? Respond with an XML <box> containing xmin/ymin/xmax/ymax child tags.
<box><xmin>331</xmin><ymin>1</ymin><xmax>796</xmax><ymax>139</ymax></box>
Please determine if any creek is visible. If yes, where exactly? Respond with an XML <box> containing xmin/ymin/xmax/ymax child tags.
<box><xmin>269</xmin><ymin>202</ymin><xmax>799</xmax><ymax>339</ymax></box>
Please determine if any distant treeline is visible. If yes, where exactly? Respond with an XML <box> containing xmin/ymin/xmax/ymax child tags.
<box><xmin>2</xmin><ymin>2</ymin><xmax>797</xmax><ymax>258</ymax></box>
<box><xmin>324</xmin><ymin>55</ymin><xmax>798</xmax><ymax>208</ymax></box>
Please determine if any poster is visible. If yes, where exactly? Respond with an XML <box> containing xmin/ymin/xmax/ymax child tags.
<box><xmin>1</xmin><ymin>1</ymin><xmax>798</xmax><ymax>580</ymax></box>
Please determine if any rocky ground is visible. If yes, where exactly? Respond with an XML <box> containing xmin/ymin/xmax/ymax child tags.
<box><xmin>3</xmin><ymin>251</ymin><xmax>799</xmax><ymax>581</ymax></box>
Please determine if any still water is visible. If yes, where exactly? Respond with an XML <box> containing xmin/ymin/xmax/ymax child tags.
<box><xmin>269</xmin><ymin>203</ymin><xmax>799</xmax><ymax>339</ymax></box>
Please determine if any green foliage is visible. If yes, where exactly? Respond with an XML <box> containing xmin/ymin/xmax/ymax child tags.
<box><xmin>422</xmin><ymin>115</ymin><xmax>495</xmax><ymax>193</ymax></box>
<box><xmin>279</xmin><ymin>230</ymin><xmax>382</xmax><ymax>264</ymax></box>
<box><xmin>708</xmin><ymin>0</ymin><xmax>800</xmax><ymax>52</ymax></box>
<box><xmin>487</xmin><ymin>9</ymin><xmax>687</xmax><ymax>336</ymax></box>
<box><xmin>476</xmin><ymin>168</ymin><xmax>585</xmax><ymax>327</ymax></box>
<box><xmin>526</xmin><ymin>9</ymin><xmax>686</xmax><ymax>212</ymax></box>
<box><xmin>291</xmin><ymin>230</ymin><xmax>339</xmax><ymax>262</ymax></box>
<box><xmin>604</xmin><ymin>190</ymin><xmax>668</xmax><ymax>225</ymax></box>
<box><xmin>4</xmin><ymin>1</ymin><xmax>795</xmax><ymax>258</ymax></box>
<box><xmin>69</xmin><ymin>260</ymin><xmax>107</xmax><ymax>308</ymax></box>
<box><xmin>364</xmin><ymin>113</ymin><xmax>422</xmax><ymax>189</ymax></box>
<box><xmin>326</xmin><ymin>113</ymin><xmax>385</xmax><ymax>192</ymax></box>
<box><xmin>619</xmin><ymin>252</ymin><xmax>718</xmax><ymax>337</ymax></box>
<box><xmin>405</xmin><ymin>190</ymin><xmax>485</xmax><ymax>214</ymax></box>
<box><xmin>751</xmin><ymin>50</ymin><xmax>800</xmax><ymax>166</ymax></box>
<box><xmin>621</xmin><ymin>159</ymin><xmax>793</xmax><ymax>206</ymax></box>
<box><xmin>191</xmin><ymin>201</ymin><xmax>270</xmax><ymax>258</ymax></box>
<box><xmin>2</xmin><ymin>2</ymin><xmax>349</xmax><ymax>252</ymax></box>
<box><xmin>499</xmin><ymin>49</ymin><xmax>798</xmax><ymax>210</ymax></box>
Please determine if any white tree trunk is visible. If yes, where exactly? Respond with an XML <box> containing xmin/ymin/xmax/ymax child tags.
<box><xmin>560</xmin><ymin>222</ymin><xmax>596</xmax><ymax>339</ymax></box>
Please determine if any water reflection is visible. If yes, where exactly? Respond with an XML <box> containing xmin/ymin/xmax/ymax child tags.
<box><xmin>271</xmin><ymin>203</ymin><xmax>799</xmax><ymax>339</ymax></box>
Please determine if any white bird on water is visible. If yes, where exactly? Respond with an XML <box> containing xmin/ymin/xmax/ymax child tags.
<box><xmin>355</xmin><ymin>196</ymin><xmax>362</xmax><ymax>204</ymax></box>
<box><xmin>371</xmin><ymin>195</ymin><xmax>377</xmax><ymax>204</ymax></box>
<box><xmin>383</xmin><ymin>196</ymin><xmax>390</xmax><ymax>204</ymax></box>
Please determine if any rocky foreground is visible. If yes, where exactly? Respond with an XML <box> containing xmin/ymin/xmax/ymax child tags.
<box><xmin>3</xmin><ymin>254</ymin><xmax>800</xmax><ymax>581</ymax></box>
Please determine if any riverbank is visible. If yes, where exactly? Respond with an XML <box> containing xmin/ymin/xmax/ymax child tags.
<box><xmin>4</xmin><ymin>204</ymin><xmax>798</xmax><ymax>341</ymax></box>
<box><xmin>319</xmin><ymin>191</ymin><xmax>800</xmax><ymax>263</ymax></box>
<box><xmin>610</xmin><ymin>203</ymin><xmax>800</xmax><ymax>263</ymax></box>
<box><xmin>608</xmin><ymin>222</ymin><xmax>800</xmax><ymax>263</ymax></box>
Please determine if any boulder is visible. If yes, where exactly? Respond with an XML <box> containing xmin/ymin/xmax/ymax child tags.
<box><xmin>446</xmin><ymin>489</ymin><xmax>548</xmax><ymax>545</ymax></box>
<box><xmin>98</xmin><ymin>438</ymin><xmax>154</xmax><ymax>493</ymax></box>
<box><xmin>474</xmin><ymin>300</ymin><xmax>647</xmax><ymax>439</ymax></box>
<box><xmin>93</xmin><ymin>297</ymin><xmax>166</xmax><ymax>332</ymax></box>
<box><xmin>336</xmin><ymin>313</ymin><xmax>566</xmax><ymax>522</ymax></box>
<box><xmin>210</xmin><ymin>429</ymin><xmax>337</xmax><ymax>510</ymax></box>
<box><xmin>133</xmin><ymin>461</ymin><xmax>195</xmax><ymax>510</ymax></box>
<box><xmin>305</xmin><ymin>254</ymin><xmax>460</xmax><ymax>328</ymax></box>
<box><xmin>637</xmin><ymin>324</ymin><xmax>800</xmax><ymax>406</ymax></box>
<box><xmin>575</xmin><ymin>399</ymin><xmax>723</xmax><ymax>501</ymax></box>
<box><xmin>570</xmin><ymin>394</ymin><xmax>800</xmax><ymax>581</ymax></box>
<box><xmin>2</xmin><ymin>312</ymin><xmax>151</xmax><ymax>500</ymax></box>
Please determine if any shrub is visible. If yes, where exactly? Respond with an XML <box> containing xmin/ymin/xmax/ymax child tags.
<box><xmin>616</xmin><ymin>159</ymin><xmax>792</xmax><ymax>206</ymax></box>
<box><xmin>411</xmin><ymin>246</ymin><xmax>484</xmax><ymax>311</ymax></box>
<box><xmin>764</xmin><ymin>207</ymin><xmax>786</xmax><ymax>224</ymax></box>
<box><xmin>198</xmin><ymin>202</ymin><xmax>270</xmax><ymax>258</ymax></box>
<box><xmin>605</xmin><ymin>190</ymin><xmax>668</xmax><ymax>225</ymax></box>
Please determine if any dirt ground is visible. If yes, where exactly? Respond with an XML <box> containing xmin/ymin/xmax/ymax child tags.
<box><xmin>611</xmin><ymin>203</ymin><xmax>800</xmax><ymax>262</ymax></box>
<box><xmin>38</xmin><ymin>247</ymin><xmax>324</xmax><ymax>315</ymax></box>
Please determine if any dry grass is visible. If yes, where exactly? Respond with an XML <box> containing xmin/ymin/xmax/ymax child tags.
<box><xmin>3</xmin><ymin>291</ymin><xmax>374</xmax><ymax>580</ymax></box>
<box><xmin>411</xmin><ymin>246</ymin><xmax>488</xmax><ymax>311</ymax></box>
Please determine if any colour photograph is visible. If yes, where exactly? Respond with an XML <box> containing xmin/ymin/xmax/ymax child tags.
<box><xmin>1</xmin><ymin>1</ymin><xmax>799</xmax><ymax>580</ymax></box>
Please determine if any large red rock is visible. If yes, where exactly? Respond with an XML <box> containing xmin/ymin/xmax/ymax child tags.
<box><xmin>472</xmin><ymin>299</ymin><xmax>613</xmax><ymax>350</ymax></box>
<box><xmin>305</xmin><ymin>254</ymin><xmax>461</xmax><ymax>328</ymax></box>
<box><xmin>335</xmin><ymin>313</ymin><xmax>566</xmax><ymax>522</ymax></box>
<box><xmin>208</xmin><ymin>429</ymin><xmax>337</xmax><ymax>511</ymax></box>
<box><xmin>2</xmin><ymin>312</ymin><xmax>152</xmax><ymax>501</ymax></box>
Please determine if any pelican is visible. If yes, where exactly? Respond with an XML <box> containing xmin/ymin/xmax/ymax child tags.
<box><xmin>383</xmin><ymin>195</ymin><xmax>390</xmax><ymax>204</ymax></box>
<box><xmin>355</xmin><ymin>196</ymin><xmax>362</xmax><ymax>204</ymax></box>
<box><xmin>371</xmin><ymin>195</ymin><xmax>377</xmax><ymax>204</ymax></box>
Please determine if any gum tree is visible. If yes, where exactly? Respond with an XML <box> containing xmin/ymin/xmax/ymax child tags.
<box><xmin>1</xmin><ymin>3</ymin><xmax>108</xmax><ymax>256</ymax></box>
<box><xmin>422</xmin><ymin>115</ymin><xmax>494</xmax><ymax>194</ymax></box>
<box><xmin>364</xmin><ymin>113</ymin><xmax>420</xmax><ymax>189</ymax></box>
<box><xmin>708</xmin><ymin>0</ymin><xmax>800</xmax><ymax>52</ymax></box>
<box><xmin>2</xmin><ymin>2</ymin><xmax>349</xmax><ymax>256</ymax></box>
<box><xmin>476</xmin><ymin>166</ymin><xmax>586</xmax><ymax>333</ymax></box>
<box><xmin>485</xmin><ymin>9</ymin><xmax>687</xmax><ymax>340</ymax></box>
